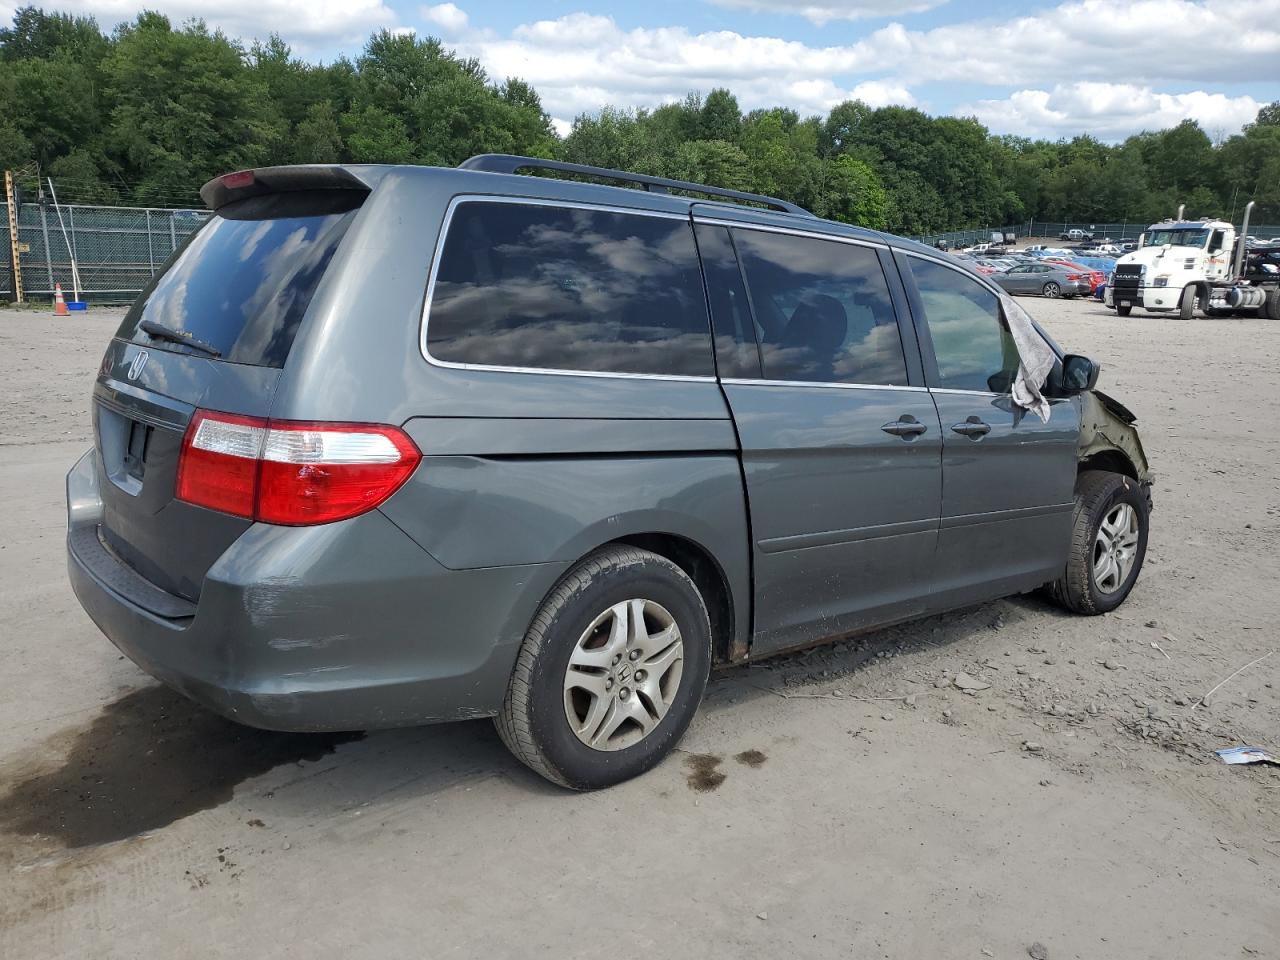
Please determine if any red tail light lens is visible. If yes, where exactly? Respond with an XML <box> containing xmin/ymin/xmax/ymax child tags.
<box><xmin>1066</xmin><ymin>273</ymin><xmax>1082</xmax><ymax>280</ymax></box>
<box><xmin>176</xmin><ymin>410</ymin><xmax>421</xmax><ymax>526</ymax></box>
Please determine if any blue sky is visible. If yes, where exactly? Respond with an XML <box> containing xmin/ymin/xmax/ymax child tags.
<box><xmin>16</xmin><ymin>0</ymin><xmax>1280</xmax><ymax>140</ymax></box>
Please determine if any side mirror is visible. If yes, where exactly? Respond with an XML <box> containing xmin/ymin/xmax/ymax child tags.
<box><xmin>1061</xmin><ymin>354</ymin><xmax>1100</xmax><ymax>394</ymax></box>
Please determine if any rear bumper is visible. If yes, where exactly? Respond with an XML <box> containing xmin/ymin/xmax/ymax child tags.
<box><xmin>66</xmin><ymin>449</ymin><xmax>567</xmax><ymax>731</ymax></box>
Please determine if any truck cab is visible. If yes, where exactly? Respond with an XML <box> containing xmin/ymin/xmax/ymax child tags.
<box><xmin>1107</xmin><ymin>219</ymin><xmax>1235</xmax><ymax>317</ymax></box>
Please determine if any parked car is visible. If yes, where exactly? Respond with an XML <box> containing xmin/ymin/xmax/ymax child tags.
<box><xmin>66</xmin><ymin>156</ymin><xmax>1153</xmax><ymax>790</ymax></box>
<box><xmin>992</xmin><ymin>262</ymin><xmax>1094</xmax><ymax>298</ymax></box>
<box><xmin>1060</xmin><ymin>228</ymin><xmax>1094</xmax><ymax>242</ymax></box>
<box><xmin>1043</xmin><ymin>258</ymin><xmax>1107</xmax><ymax>293</ymax></box>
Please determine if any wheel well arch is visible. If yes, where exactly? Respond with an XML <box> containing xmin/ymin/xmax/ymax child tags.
<box><xmin>600</xmin><ymin>532</ymin><xmax>739</xmax><ymax>665</ymax></box>
<box><xmin>1079</xmin><ymin>448</ymin><xmax>1138</xmax><ymax>481</ymax></box>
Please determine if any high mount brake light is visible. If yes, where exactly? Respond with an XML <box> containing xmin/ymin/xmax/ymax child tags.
<box><xmin>220</xmin><ymin>170</ymin><xmax>255</xmax><ymax>189</ymax></box>
<box><xmin>176</xmin><ymin>410</ymin><xmax>421</xmax><ymax>525</ymax></box>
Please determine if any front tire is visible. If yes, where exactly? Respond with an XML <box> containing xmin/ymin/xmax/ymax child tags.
<box><xmin>1179</xmin><ymin>284</ymin><xmax>1198</xmax><ymax>319</ymax></box>
<box><xmin>1046</xmin><ymin>471</ymin><xmax>1149</xmax><ymax>615</ymax></box>
<box><xmin>1116</xmin><ymin>304</ymin><xmax>1133</xmax><ymax>317</ymax></box>
<box><xmin>496</xmin><ymin>545</ymin><xmax>712</xmax><ymax>790</ymax></box>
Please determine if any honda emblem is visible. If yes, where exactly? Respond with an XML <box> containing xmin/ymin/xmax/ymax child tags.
<box><xmin>127</xmin><ymin>350</ymin><xmax>149</xmax><ymax>381</ymax></box>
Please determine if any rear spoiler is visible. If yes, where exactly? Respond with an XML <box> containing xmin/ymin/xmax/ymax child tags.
<box><xmin>199</xmin><ymin>166</ymin><xmax>370</xmax><ymax>211</ymax></box>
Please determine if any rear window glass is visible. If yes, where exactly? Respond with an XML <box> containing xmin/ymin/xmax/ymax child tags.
<box><xmin>117</xmin><ymin>193</ymin><xmax>359</xmax><ymax>368</ymax></box>
<box><xmin>427</xmin><ymin>201</ymin><xmax>713</xmax><ymax>377</ymax></box>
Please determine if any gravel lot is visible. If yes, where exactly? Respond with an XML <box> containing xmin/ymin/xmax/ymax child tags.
<box><xmin>1</xmin><ymin>299</ymin><xmax>1278</xmax><ymax>959</ymax></box>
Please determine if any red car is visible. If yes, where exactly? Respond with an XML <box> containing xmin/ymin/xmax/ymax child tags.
<box><xmin>1044</xmin><ymin>259</ymin><xmax>1105</xmax><ymax>292</ymax></box>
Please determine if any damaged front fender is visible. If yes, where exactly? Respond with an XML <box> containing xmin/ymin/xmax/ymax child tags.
<box><xmin>1079</xmin><ymin>389</ymin><xmax>1152</xmax><ymax>485</ymax></box>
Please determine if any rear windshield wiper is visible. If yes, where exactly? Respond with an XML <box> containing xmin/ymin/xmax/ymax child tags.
<box><xmin>138</xmin><ymin>319</ymin><xmax>222</xmax><ymax>358</ymax></box>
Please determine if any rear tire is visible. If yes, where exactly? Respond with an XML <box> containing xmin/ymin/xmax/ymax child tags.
<box><xmin>1046</xmin><ymin>470</ymin><xmax>1149</xmax><ymax>615</ymax></box>
<box><xmin>496</xmin><ymin>545</ymin><xmax>712</xmax><ymax>790</ymax></box>
<box><xmin>1042</xmin><ymin>282</ymin><xmax>1061</xmax><ymax>298</ymax></box>
<box><xmin>1115</xmin><ymin>304</ymin><xmax>1132</xmax><ymax>317</ymax></box>
<box><xmin>1179</xmin><ymin>284</ymin><xmax>1198</xmax><ymax>320</ymax></box>
<box><xmin>1264</xmin><ymin>288</ymin><xmax>1280</xmax><ymax>321</ymax></box>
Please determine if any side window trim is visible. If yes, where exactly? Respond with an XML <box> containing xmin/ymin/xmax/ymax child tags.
<box><xmin>419</xmin><ymin>194</ymin><xmax>716</xmax><ymax>382</ymax></box>
<box><xmin>877</xmin><ymin>247</ymin><xmax>926</xmax><ymax>388</ymax></box>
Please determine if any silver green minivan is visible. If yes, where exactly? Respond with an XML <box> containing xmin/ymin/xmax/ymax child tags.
<box><xmin>67</xmin><ymin>156</ymin><xmax>1152</xmax><ymax>788</ymax></box>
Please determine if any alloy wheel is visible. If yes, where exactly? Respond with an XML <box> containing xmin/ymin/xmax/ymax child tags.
<box><xmin>1093</xmin><ymin>502</ymin><xmax>1140</xmax><ymax>594</ymax></box>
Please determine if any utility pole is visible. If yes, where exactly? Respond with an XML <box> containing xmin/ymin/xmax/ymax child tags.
<box><xmin>4</xmin><ymin>169</ymin><xmax>23</xmax><ymax>303</ymax></box>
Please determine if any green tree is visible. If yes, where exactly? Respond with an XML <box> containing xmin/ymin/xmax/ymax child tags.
<box><xmin>812</xmin><ymin>154</ymin><xmax>888</xmax><ymax>228</ymax></box>
<box><xmin>102</xmin><ymin>13</ymin><xmax>283</xmax><ymax>202</ymax></box>
<box><xmin>293</xmin><ymin>101</ymin><xmax>344</xmax><ymax>163</ymax></box>
<box><xmin>700</xmin><ymin>88</ymin><xmax>741</xmax><ymax>142</ymax></box>
<box><xmin>663</xmin><ymin>139</ymin><xmax>750</xmax><ymax>191</ymax></box>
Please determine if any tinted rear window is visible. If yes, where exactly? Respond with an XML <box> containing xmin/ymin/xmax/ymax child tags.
<box><xmin>426</xmin><ymin>201</ymin><xmax>713</xmax><ymax>377</ymax></box>
<box><xmin>117</xmin><ymin>192</ymin><xmax>360</xmax><ymax>368</ymax></box>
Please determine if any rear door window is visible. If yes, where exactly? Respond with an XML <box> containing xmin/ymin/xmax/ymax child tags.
<box><xmin>732</xmin><ymin>229</ymin><xmax>908</xmax><ymax>386</ymax></box>
<box><xmin>116</xmin><ymin>192</ymin><xmax>361</xmax><ymax>368</ymax></box>
<box><xmin>906</xmin><ymin>256</ymin><xmax>1021</xmax><ymax>394</ymax></box>
<box><xmin>427</xmin><ymin>201</ymin><xmax>713</xmax><ymax>377</ymax></box>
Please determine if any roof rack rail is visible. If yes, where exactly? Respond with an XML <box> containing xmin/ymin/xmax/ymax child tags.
<box><xmin>459</xmin><ymin>154</ymin><xmax>813</xmax><ymax>217</ymax></box>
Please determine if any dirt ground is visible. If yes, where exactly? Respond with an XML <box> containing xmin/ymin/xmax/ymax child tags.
<box><xmin>1</xmin><ymin>299</ymin><xmax>1278</xmax><ymax>960</ymax></box>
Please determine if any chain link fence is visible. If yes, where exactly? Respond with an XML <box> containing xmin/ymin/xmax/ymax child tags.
<box><xmin>7</xmin><ymin>199</ymin><xmax>1280</xmax><ymax>306</ymax></box>
<box><xmin>2</xmin><ymin>200</ymin><xmax>210</xmax><ymax>305</ymax></box>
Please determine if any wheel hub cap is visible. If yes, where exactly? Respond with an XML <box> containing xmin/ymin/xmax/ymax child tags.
<box><xmin>1092</xmin><ymin>502</ymin><xmax>1140</xmax><ymax>595</ymax></box>
<box><xmin>563</xmin><ymin>598</ymin><xmax>684</xmax><ymax>752</ymax></box>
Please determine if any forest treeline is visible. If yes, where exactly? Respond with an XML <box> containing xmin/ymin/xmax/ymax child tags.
<box><xmin>2</xmin><ymin>7</ymin><xmax>1278</xmax><ymax>230</ymax></box>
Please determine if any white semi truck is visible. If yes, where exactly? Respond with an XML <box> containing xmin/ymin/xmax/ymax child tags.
<box><xmin>1106</xmin><ymin>201</ymin><xmax>1280</xmax><ymax>319</ymax></box>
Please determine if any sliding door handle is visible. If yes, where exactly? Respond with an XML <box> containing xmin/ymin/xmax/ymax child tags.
<box><xmin>951</xmin><ymin>417</ymin><xmax>991</xmax><ymax>438</ymax></box>
<box><xmin>882</xmin><ymin>417</ymin><xmax>928</xmax><ymax>438</ymax></box>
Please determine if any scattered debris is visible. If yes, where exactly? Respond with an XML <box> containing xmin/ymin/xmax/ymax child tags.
<box><xmin>1192</xmin><ymin>650</ymin><xmax>1277</xmax><ymax>711</ymax></box>
<box><xmin>1022</xmin><ymin>741</ymin><xmax>1044</xmax><ymax>753</ymax></box>
<box><xmin>1028</xmin><ymin>942</ymin><xmax>1049</xmax><ymax>960</ymax></box>
<box><xmin>1215</xmin><ymin>746</ymin><xmax>1279</xmax><ymax>766</ymax></box>
<box><xmin>953</xmin><ymin>672</ymin><xmax>991</xmax><ymax>692</ymax></box>
<box><xmin>1103</xmin><ymin>660</ymin><xmax>1121</xmax><ymax>670</ymax></box>
<box><xmin>756</xmin><ymin>911</ymin><xmax>768</xmax><ymax>921</ymax></box>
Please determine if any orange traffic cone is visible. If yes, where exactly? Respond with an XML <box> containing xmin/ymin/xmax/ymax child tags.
<box><xmin>53</xmin><ymin>283</ymin><xmax>69</xmax><ymax>317</ymax></box>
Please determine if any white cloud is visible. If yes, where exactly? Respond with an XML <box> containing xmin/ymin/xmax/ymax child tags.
<box><xmin>43</xmin><ymin>0</ymin><xmax>395</xmax><ymax>48</ymax></box>
<box><xmin>962</xmin><ymin>83</ymin><xmax>1264</xmax><ymax>140</ymax></box>
<box><xmin>453</xmin><ymin>13</ymin><xmax>913</xmax><ymax>125</ymax></box>
<box><xmin>709</xmin><ymin>0</ymin><xmax>946</xmax><ymax>25</ymax></box>
<box><xmin>421</xmin><ymin>3</ymin><xmax>468</xmax><ymax>35</ymax></box>
<box><xmin>847</xmin><ymin>0</ymin><xmax>1280</xmax><ymax>85</ymax></box>
<box><xmin>447</xmin><ymin>3</ymin><xmax>1277</xmax><ymax>139</ymax></box>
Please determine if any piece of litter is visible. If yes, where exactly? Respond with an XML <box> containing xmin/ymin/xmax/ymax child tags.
<box><xmin>756</xmin><ymin>912</ymin><xmax>768</xmax><ymax>921</ymax></box>
<box><xmin>1150</xmin><ymin>641</ymin><xmax>1171</xmax><ymax>659</ymax></box>
<box><xmin>1028</xmin><ymin>942</ymin><xmax>1049</xmax><ymax>960</ymax></box>
<box><xmin>1215</xmin><ymin>746</ymin><xmax>1279</xmax><ymax>766</ymax></box>
<box><xmin>953</xmin><ymin>672</ymin><xmax>991</xmax><ymax>692</ymax></box>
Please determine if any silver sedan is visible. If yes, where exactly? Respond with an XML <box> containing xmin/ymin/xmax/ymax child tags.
<box><xmin>992</xmin><ymin>263</ymin><xmax>1092</xmax><ymax>298</ymax></box>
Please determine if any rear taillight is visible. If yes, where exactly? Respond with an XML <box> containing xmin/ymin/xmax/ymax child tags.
<box><xmin>176</xmin><ymin>410</ymin><xmax>421</xmax><ymax>526</ymax></box>
<box><xmin>1065</xmin><ymin>273</ymin><xmax>1082</xmax><ymax>280</ymax></box>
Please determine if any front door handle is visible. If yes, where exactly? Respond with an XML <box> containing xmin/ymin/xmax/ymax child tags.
<box><xmin>951</xmin><ymin>417</ymin><xmax>991</xmax><ymax>439</ymax></box>
<box><xmin>882</xmin><ymin>416</ymin><xmax>928</xmax><ymax>438</ymax></box>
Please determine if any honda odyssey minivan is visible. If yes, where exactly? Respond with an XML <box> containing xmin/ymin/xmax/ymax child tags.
<box><xmin>67</xmin><ymin>155</ymin><xmax>1153</xmax><ymax>789</ymax></box>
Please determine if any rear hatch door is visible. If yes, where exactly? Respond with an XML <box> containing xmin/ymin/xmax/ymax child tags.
<box><xmin>92</xmin><ymin>176</ymin><xmax>365</xmax><ymax>604</ymax></box>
